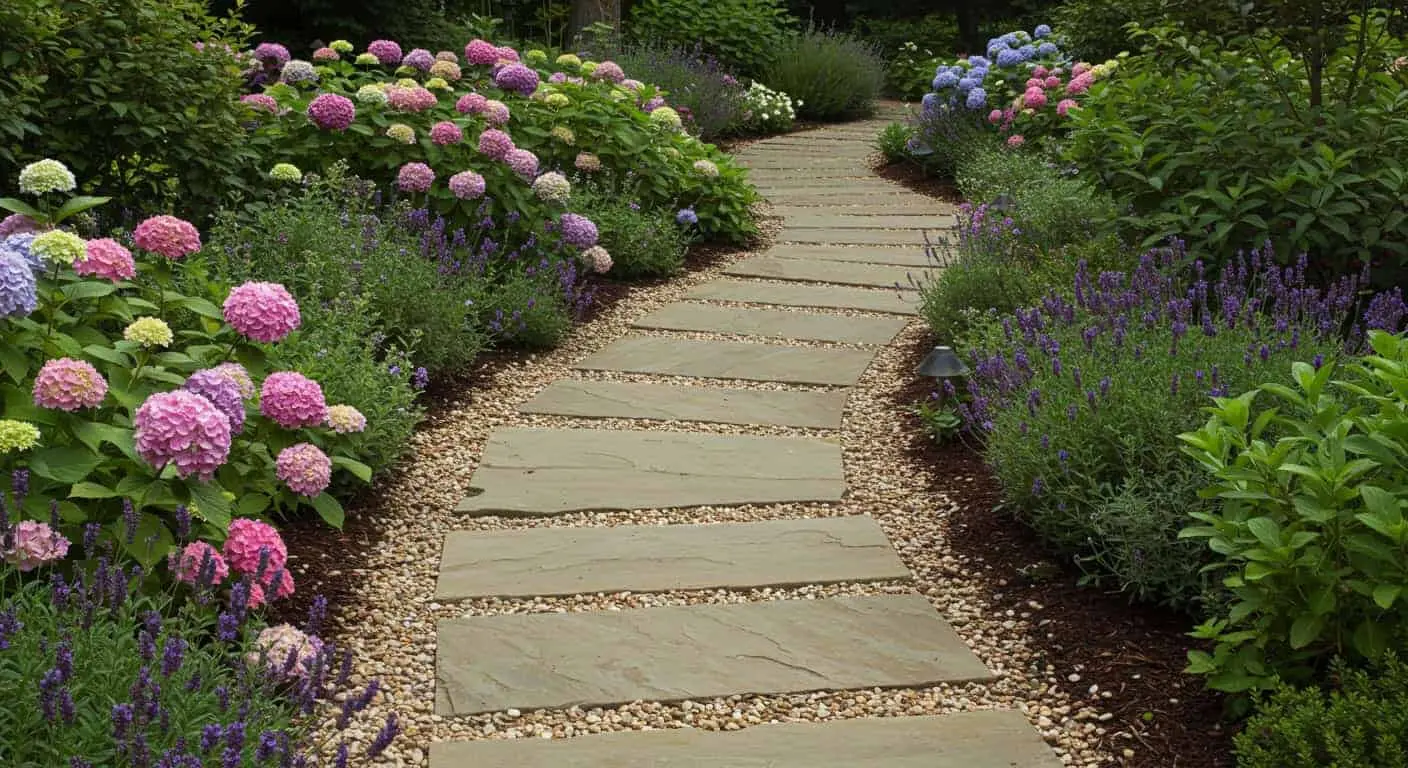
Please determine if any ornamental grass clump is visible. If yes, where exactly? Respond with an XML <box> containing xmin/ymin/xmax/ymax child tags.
<box><xmin>960</xmin><ymin>243</ymin><xmax>1408</xmax><ymax>606</ymax></box>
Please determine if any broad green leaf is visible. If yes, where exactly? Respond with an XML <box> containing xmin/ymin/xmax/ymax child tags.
<box><xmin>0</xmin><ymin>197</ymin><xmax>43</xmax><ymax>218</ymax></box>
<box><xmin>69</xmin><ymin>481</ymin><xmax>119</xmax><ymax>499</ymax></box>
<box><xmin>1288</xmin><ymin>613</ymin><xmax>1324</xmax><ymax>649</ymax></box>
<box><xmin>310</xmin><ymin>493</ymin><xmax>345</xmax><ymax>529</ymax></box>
<box><xmin>62</xmin><ymin>281</ymin><xmax>117</xmax><ymax>301</ymax></box>
<box><xmin>331</xmin><ymin>456</ymin><xmax>373</xmax><ymax>484</ymax></box>
<box><xmin>187</xmin><ymin>481</ymin><xmax>233</xmax><ymax>531</ymax></box>
<box><xmin>1372</xmin><ymin>584</ymin><xmax>1402</xmax><ymax>610</ymax></box>
<box><xmin>1246</xmin><ymin>517</ymin><xmax>1282</xmax><ymax>549</ymax></box>
<box><xmin>27</xmin><ymin>446</ymin><xmax>105</xmax><ymax>484</ymax></box>
<box><xmin>51</xmin><ymin>195</ymin><xmax>112</xmax><ymax>223</ymax></box>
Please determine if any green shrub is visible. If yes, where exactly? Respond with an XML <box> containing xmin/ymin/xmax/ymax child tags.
<box><xmin>876</xmin><ymin>122</ymin><xmax>912</xmax><ymax>163</ymax></box>
<box><xmin>958</xmin><ymin>246</ymin><xmax>1389</xmax><ymax>608</ymax></box>
<box><xmin>614</xmin><ymin>46</ymin><xmax>744</xmax><ymax>141</ymax></box>
<box><xmin>1179</xmin><ymin>329</ymin><xmax>1408</xmax><ymax>693</ymax></box>
<box><xmin>918</xmin><ymin>223</ymin><xmax>1043</xmax><ymax>344</ymax></box>
<box><xmin>473</xmin><ymin>268</ymin><xmax>577</xmax><ymax>350</ymax></box>
<box><xmin>1235</xmin><ymin>654</ymin><xmax>1408</xmax><ymax>768</ymax></box>
<box><xmin>575</xmin><ymin>188</ymin><xmax>688</xmax><ymax>280</ymax></box>
<box><xmin>1064</xmin><ymin>18</ymin><xmax>1408</xmax><ymax>285</ymax></box>
<box><xmin>763</xmin><ymin>27</ymin><xmax>885</xmax><ymax>120</ymax></box>
<box><xmin>627</xmin><ymin>0</ymin><xmax>798</xmax><ymax>78</ymax></box>
<box><xmin>734</xmin><ymin>82</ymin><xmax>799</xmax><ymax>135</ymax></box>
<box><xmin>955</xmin><ymin>145</ymin><xmax>1121</xmax><ymax>252</ymax></box>
<box><xmin>0</xmin><ymin>0</ymin><xmax>258</xmax><ymax>221</ymax></box>
<box><xmin>1049</xmin><ymin>0</ymin><xmax>1167</xmax><ymax>60</ymax></box>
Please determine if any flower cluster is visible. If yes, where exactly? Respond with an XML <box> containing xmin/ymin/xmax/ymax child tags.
<box><xmin>276</xmin><ymin>443</ymin><xmax>333</xmax><ymax>497</ymax></box>
<box><xmin>504</xmin><ymin>149</ymin><xmax>539</xmax><ymax>180</ymax></box>
<box><xmin>2</xmin><ymin>521</ymin><xmax>69</xmax><ymax>571</ymax></box>
<box><xmin>494</xmin><ymin>63</ymin><xmax>540</xmax><ymax>96</ymax></box>
<box><xmin>223</xmin><ymin>280</ymin><xmax>301</xmax><ymax>342</ymax></box>
<box><xmin>260</xmin><ymin>371</ymin><xmax>328</xmax><ymax>428</ymax></box>
<box><xmin>269</xmin><ymin>162</ymin><xmax>303</xmax><ymax>183</ymax></box>
<box><xmin>326</xmin><ymin>404</ymin><xmax>368</xmax><ymax>434</ymax></box>
<box><xmin>531</xmin><ymin>172</ymin><xmax>571</xmax><ymax>204</ymax></box>
<box><xmin>429</xmin><ymin>120</ymin><xmax>463</xmax><ymax>146</ymax></box>
<box><xmin>32</xmin><ymin>358</ymin><xmax>106</xmax><ymax>411</ymax></box>
<box><xmin>367</xmin><ymin>39</ymin><xmax>403</xmax><ymax>66</ymax></box>
<box><xmin>0</xmin><ymin>419</ymin><xmax>40</xmax><ymax>453</ymax></box>
<box><xmin>737</xmin><ymin>82</ymin><xmax>798</xmax><ymax>134</ymax></box>
<box><xmin>132</xmin><ymin>215</ymin><xmax>201</xmax><ymax>259</ymax></box>
<box><xmin>123</xmin><ymin>317</ymin><xmax>173</xmax><ymax>348</ymax></box>
<box><xmin>281</xmin><ymin>60</ymin><xmax>318</xmax><ymax>84</ymax></box>
<box><xmin>31</xmin><ymin>231</ymin><xmax>85</xmax><ymax>266</ymax></box>
<box><xmin>558</xmin><ymin>213</ymin><xmax>599</xmax><ymax>248</ymax></box>
<box><xmin>133</xmin><ymin>390</ymin><xmax>232</xmax><ymax>479</ymax></box>
<box><xmin>18</xmin><ymin>159</ymin><xmax>76</xmax><ymax>195</ymax></box>
<box><xmin>307</xmin><ymin>93</ymin><xmax>356</xmax><ymax>130</ymax></box>
<box><xmin>448</xmin><ymin>170</ymin><xmax>486</xmax><ymax>200</ymax></box>
<box><xmin>386</xmin><ymin>85</ymin><xmax>437</xmax><ymax>112</ymax></box>
<box><xmin>0</xmin><ymin>250</ymin><xmax>37</xmax><ymax>317</ymax></box>
<box><xmin>397</xmin><ymin>162</ymin><xmax>436</xmax><ymax>193</ymax></box>
<box><xmin>184</xmin><ymin>368</ymin><xmax>248</xmax><ymax>433</ymax></box>
<box><xmin>402</xmin><ymin>48</ymin><xmax>435</xmax><ymax>72</ymax></box>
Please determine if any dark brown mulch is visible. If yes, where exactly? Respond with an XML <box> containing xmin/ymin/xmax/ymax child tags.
<box><xmin>874</xmin><ymin>159</ymin><xmax>962</xmax><ymax>203</ymax></box>
<box><xmin>892</xmin><ymin>335</ymin><xmax>1235</xmax><ymax>767</ymax></box>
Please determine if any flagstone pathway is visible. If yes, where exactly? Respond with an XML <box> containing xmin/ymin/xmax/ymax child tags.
<box><xmin>423</xmin><ymin>115</ymin><xmax>1063</xmax><ymax>766</ymax></box>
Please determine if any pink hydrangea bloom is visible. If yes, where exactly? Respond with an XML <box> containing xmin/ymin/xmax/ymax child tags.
<box><xmin>1032</xmin><ymin>65</ymin><xmax>1049</xmax><ymax>78</ymax></box>
<box><xmin>1044</xmin><ymin>76</ymin><xmax>1061</xmax><ymax>89</ymax></box>
<box><xmin>0</xmin><ymin>214</ymin><xmax>40</xmax><ymax>238</ymax></box>
<box><xmin>243</xmin><ymin>580</ymin><xmax>268</xmax><ymax>609</ymax></box>
<box><xmin>429</xmin><ymin>121</ymin><xmax>464</xmax><ymax>146</ymax></box>
<box><xmin>312</xmin><ymin>47</ymin><xmax>339</xmax><ymax>62</ymax></box>
<box><xmin>495</xmin><ymin>46</ymin><xmax>520</xmax><ymax>63</ymax></box>
<box><xmin>172</xmin><ymin>541</ymin><xmax>230</xmax><ymax>585</ymax></box>
<box><xmin>223</xmin><ymin>281</ymin><xmax>301</xmax><ymax>343</ymax></box>
<box><xmin>2</xmin><ymin>521</ymin><xmax>69</xmax><ymax>571</ymax></box>
<box><xmin>75</xmin><ymin>238</ymin><xmax>136</xmax><ymax>282</ymax></box>
<box><xmin>248</xmin><ymin>624</ymin><xmax>323</xmax><ymax>679</ymax></box>
<box><xmin>396</xmin><ymin>162</ymin><xmax>436</xmax><ymax>193</ymax></box>
<box><xmin>33</xmin><ymin>358</ymin><xmax>107</xmax><ymax>411</ymax></box>
<box><xmin>1057</xmin><ymin>98</ymin><xmax>1080</xmax><ymax>117</ymax></box>
<box><xmin>464</xmin><ymin>39</ymin><xmax>499</xmax><ymax>65</ymax></box>
<box><xmin>213</xmin><ymin>362</ymin><xmax>256</xmax><ymax>399</ymax></box>
<box><xmin>1007</xmin><ymin>134</ymin><xmax>1026</xmax><ymax>147</ymax></box>
<box><xmin>621</xmin><ymin>78</ymin><xmax>643</xmax><ymax>91</ymax></box>
<box><xmin>134</xmin><ymin>390</ymin><xmax>232</xmax><ymax>479</ymax></box>
<box><xmin>386</xmin><ymin>85</ymin><xmax>437</xmax><ymax>112</ymax></box>
<box><xmin>260</xmin><ymin>371</ymin><xmax>328</xmax><ymax>428</ymax></box>
<box><xmin>482</xmin><ymin>99</ymin><xmax>510</xmax><ymax>126</ymax></box>
<box><xmin>1025</xmin><ymin>77</ymin><xmax>1043</xmax><ymax>88</ymax></box>
<box><xmin>548</xmin><ymin>72</ymin><xmax>567</xmax><ymax>83</ymax></box>
<box><xmin>1066</xmin><ymin>73</ymin><xmax>1095</xmax><ymax>94</ymax></box>
<box><xmin>367</xmin><ymin>39</ymin><xmax>403</xmax><ymax>66</ymax></box>
<box><xmin>987</xmin><ymin>108</ymin><xmax>1003</xmax><ymax>124</ymax></box>
<box><xmin>449</xmin><ymin>171</ymin><xmax>486</xmax><ymax>200</ymax></box>
<box><xmin>223</xmin><ymin>518</ymin><xmax>288</xmax><ymax>575</ymax></box>
<box><xmin>133</xmin><ymin>215</ymin><xmax>201</xmax><ymax>259</ymax></box>
<box><xmin>1072</xmin><ymin>62</ymin><xmax>1092</xmax><ymax>77</ymax></box>
<box><xmin>504</xmin><ymin>148</ymin><xmax>539</xmax><ymax>180</ymax></box>
<box><xmin>184</xmin><ymin>368</ymin><xmax>247</xmax><ymax>433</ymax></box>
<box><xmin>240</xmin><ymin>94</ymin><xmax>279</xmax><ymax>113</ymax></box>
<box><xmin>263</xmin><ymin>568</ymin><xmax>295</xmax><ymax>599</ymax></box>
<box><xmin>307</xmin><ymin>93</ymin><xmax>356</xmax><ymax>130</ymax></box>
<box><xmin>326</xmin><ymin>404</ymin><xmax>367</xmax><ymax>433</ymax></box>
<box><xmin>1023</xmin><ymin>87</ymin><xmax>1047</xmax><ymax>109</ymax></box>
<box><xmin>277</xmin><ymin>442</ymin><xmax>332</xmax><ymax>497</ymax></box>
<box><xmin>592</xmin><ymin>61</ymin><xmax>626</xmax><ymax>83</ymax></box>
<box><xmin>456</xmin><ymin>92</ymin><xmax>488</xmax><ymax>114</ymax></box>
<box><xmin>477</xmin><ymin>128</ymin><xmax>515</xmax><ymax>160</ymax></box>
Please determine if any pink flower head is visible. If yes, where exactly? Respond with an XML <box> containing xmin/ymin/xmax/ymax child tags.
<box><xmin>312</xmin><ymin>47</ymin><xmax>339</xmax><ymax>62</ymax></box>
<box><xmin>482</xmin><ymin>99</ymin><xmax>510</xmax><ymax>126</ymax></box>
<box><xmin>1044</xmin><ymin>76</ymin><xmax>1061</xmax><ymax>89</ymax></box>
<box><xmin>1032</xmin><ymin>65</ymin><xmax>1049</xmax><ymax>78</ymax></box>
<box><xmin>264</xmin><ymin>568</ymin><xmax>295</xmax><ymax>599</ymax></box>
<box><xmin>259</xmin><ymin>371</ymin><xmax>328</xmax><ymax>428</ymax></box>
<box><xmin>223</xmin><ymin>281</ymin><xmax>301</xmax><ymax>343</ymax></box>
<box><xmin>464</xmin><ymin>39</ymin><xmax>499</xmax><ymax>65</ymax></box>
<box><xmin>449</xmin><ymin>171</ymin><xmax>486</xmax><ymax>200</ymax></box>
<box><xmin>621</xmin><ymin>78</ymin><xmax>643</xmax><ymax>91</ymax></box>
<box><xmin>33</xmin><ymin>358</ymin><xmax>106</xmax><ymax>411</ymax></box>
<box><xmin>1057</xmin><ymin>98</ymin><xmax>1080</xmax><ymax>117</ymax></box>
<box><xmin>987</xmin><ymin>108</ymin><xmax>1003</xmax><ymax>124</ymax></box>
<box><xmin>243</xmin><ymin>580</ymin><xmax>268</xmax><ymax>609</ymax></box>
<box><xmin>477</xmin><ymin>128</ymin><xmax>515</xmax><ymax>160</ymax></box>
<box><xmin>1072</xmin><ymin>62</ymin><xmax>1092</xmax><ymax>77</ymax></box>
<box><xmin>429</xmin><ymin>120</ymin><xmax>464</xmax><ymax>145</ymax></box>
<box><xmin>133</xmin><ymin>215</ymin><xmax>201</xmax><ymax>259</ymax></box>
<box><xmin>240</xmin><ymin>93</ymin><xmax>279</xmax><ymax>113</ymax></box>
<box><xmin>213</xmin><ymin>362</ymin><xmax>256</xmax><ymax>399</ymax></box>
<box><xmin>583</xmin><ymin>245</ymin><xmax>612</xmax><ymax>274</ymax></box>
<box><xmin>1025</xmin><ymin>77</ymin><xmax>1043</xmax><ymax>88</ymax></box>
<box><xmin>367</xmin><ymin>39</ymin><xmax>403</xmax><ymax>66</ymax></box>
<box><xmin>184</xmin><ymin>368</ymin><xmax>247</xmax><ymax>433</ymax></box>
<box><xmin>386</xmin><ymin>85</ymin><xmax>437</xmax><ymax>112</ymax></box>
<box><xmin>172</xmin><ymin>541</ymin><xmax>229</xmax><ymax>585</ymax></box>
<box><xmin>402</xmin><ymin>48</ymin><xmax>435</xmax><ymax>71</ymax></box>
<box><xmin>307</xmin><ymin>93</ymin><xmax>356</xmax><ymax>130</ymax></box>
<box><xmin>3</xmin><ymin>521</ymin><xmax>69</xmax><ymax>571</ymax></box>
<box><xmin>548</xmin><ymin>72</ymin><xmax>567</xmax><ymax>83</ymax></box>
<box><xmin>592</xmin><ymin>61</ymin><xmax>626</xmax><ymax>83</ymax></box>
<box><xmin>0</xmin><ymin>214</ymin><xmax>40</xmax><ymax>238</ymax></box>
<box><xmin>75</xmin><ymin>238</ymin><xmax>136</xmax><ymax>282</ymax></box>
<box><xmin>456</xmin><ymin>92</ymin><xmax>488</xmax><ymax>114</ymax></box>
<box><xmin>253</xmin><ymin>42</ymin><xmax>291</xmax><ymax>67</ymax></box>
<box><xmin>504</xmin><ymin>148</ymin><xmax>538</xmax><ymax>180</ymax></box>
<box><xmin>248</xmin><ymin>624</ymin><xmax>322</xmax><ymax>679</ymax></box>
<box><xmin>396</xmin><ymin>162</ymin><xmax>436</xmax><ymax>193</ymax></box>
<box><xmin>495</xmin><ymin>46</ymin><xmax>520</xmax><ymax>63</ymax></box>
<box><xmin>276</xmin><ymin>442</ymin><xmax>332</xmax><ymax>497</ymax></box>
<box><xmin>1023</xmin><ymin>86</ymin><xmax>1048</xmax><ymax>109</ymax></box>
<box><xmin>223</xmin><ymin>518</ymin><xmax>287</xmax><ymax>574</ymax></box>
<box><xmin>134</xmin><ymin>390</ymin><xmax>232</xmax><ymax>479</ymax></box>
<box><xmin>1007</xmin><ymin>134</ymin><xmax>1026</xmax><ymax>147</ymax></box>
<box><xmin>1066</xmin><ymin>73</ymin><xmax>1095</xmax><ymax>95</ymax></box>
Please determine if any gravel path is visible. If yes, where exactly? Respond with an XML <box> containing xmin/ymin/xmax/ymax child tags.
<box><xmin>318</xmin><ymin>120</ymin><xmax>1122</xmax><ymax>766</ymax></box>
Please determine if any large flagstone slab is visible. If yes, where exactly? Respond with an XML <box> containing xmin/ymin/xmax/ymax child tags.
<box><xmin>725</xmin><ymin>257</ymin><xmax>934</xmax><ymax>290</ymax></box>
<box><xmin>771</xmin><ymin>202</ymin><xmax>942</xmax><ymax>215</ymax></box>
<box><xmin>429</xmin><ymin>710</ymin><xmax>1062</xmax><ymax>767</ymax></box>
<box><xmin>519</xmin><ymin>379</ymin><xmax>849</xmax><ymax>428</ymax></box>
<box><xmin>781</xmin><ymin>213</ymin><xmax>956</xmax><ymax>230</ymax></box>
<box><xmin>780</xmin><ymin>227</ymin><xmax>930</xmax><ymax>246</ymax></box>
<box><xmin>454</xmin><ymin>428</ymin><xmax>843</xmax><ymax>516</ymax></box>
<box><xmin>764</xmin><ymin>192</ymin><xmax>914</xmax><ymax>206</ymax></box>
<box><xmin>434</xmin><ymin>594</ymin><xmax>993</xmax><ymax>714</ymax></box>
<box><xmin>435</xmin><ymin>515</ymin><xmax>907</xmax><ymax>600</ymax></box>
<box><xmin>575</xmin><ymin>336</ymin><xmax>873</xmax><ymax>386</ymax></box>
<box><xmin>765</xmin><ymin>244</ymin><xmax>934</xmax><ymax>267</ymax></box>
<box><xmin>688</xmin><ymin>279</ymin><xmax>918</xmax><ymax>315</ymax></box>
<box><xmin>633</xmin><ymin>303</ymin><xmax>906</xmax><ymax>344</ymax></box>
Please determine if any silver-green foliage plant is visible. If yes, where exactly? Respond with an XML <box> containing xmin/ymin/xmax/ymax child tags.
<box><xmin>762</xmin><ymin>27</ymin><xmax>885</xmax><ymax>121</ymax></box>
<box><xmin>1179</xmin><ymin>330</ymin><xmax>1408</xmax><ymax>693</ymax></box>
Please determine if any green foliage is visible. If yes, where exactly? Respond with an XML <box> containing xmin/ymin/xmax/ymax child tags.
<box><xmin>762</xmin><ymin>27</ymin><xmax>885</xmax><ymax>121</ymax></box>
<box><xmin>913</xmin><ymin>396</ymin><xmax>963</xmax><ymax>443</ymax></box>
<box><xmin>875</xmin><ymin>122</ymin><xmax>913</xmax><ymax>163</ymax></box>
<box><xmin>882</xmin><ymin>40</ymin><xmax>949</xmax><ymax>101</ymax></box>
<box><xmin>614</xmin><ymin>46</ymin><xmax>745</xmax><ymax>141</ymax></box>
<box><xmin>955</xmin><ymin>145</ymin><xmax>1121</xmax><ymax>252</ymax></box>
<box><xmin>627</xmin><ymin>0</ymin><xmax>798</xmax><ymax>78</ymax></box>
<box><xmin>1179</xmin><ymin>332</ymin><xmax>1408</xmax><ymax>693</ymax></box>
<box><xmin>1235</xmin><ymin>654</ymin><xmax>1408</xmax><ymax>768</ymax></box>
<box><xmin>1049</xmin><ymin>0</ymin><xmax>1166</xmax><ymax>60</ymax></box>
<box><xmin>1063</xmin><ymin>18</ymin><xmax>1408</xmax><ymax>285</ymax></box>
<box><xmin>472</xmin><ymin>268</ymin><xmax>576</xmax><ymax>350</ymax></box>
<box><xmin>0</xmin><ymin>0</ymin><xmax>258</xmax><ymax>221</ymax></box>
<box><xmin>575</xmin><ymin>187</ymin><xmax>687</xmax><ymax>280</ymax></box>
<box><xmin>918</xmin><ymin>235</ymin><xmax>1042</xmax><ymax>344</ymax></box>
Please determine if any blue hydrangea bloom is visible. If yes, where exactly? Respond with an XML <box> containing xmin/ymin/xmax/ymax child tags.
<box><xmin>1002</xmin><ymin>33</ymin><xmax>1020</xmax><ymax>46</ymax></box>
<box><xmin>933</xmin><ymin>71</ymin><xmax>960</xmax><ymax>90</ymax></box>
<box><xmin>0</xmin><ymin>249</ymin><xmax>38</xmax><ymax>318</ymax></box>
<box><xmin>676</xmin><ymin>208</ymin><xmax>698</xmax><ymax>225</ymax></box>
<box><xmin>1035</xmin><ymin>24</ymin><xmax>1053</xmax><ymax>38</ymax></box>
<box><xmin>969</xmin><ymin>66</ymin><xmax>989</xmax><ymax>80</ymax></box>
<box><xmin>1017</xmin><ymin>45</ymin><xmax>1036</xmax><ymax>61</ymax></box>
<box><xmin>3</xmin><ymin>233</ymin><xmax>41</xmax><ymax>272</ymax></box>
<box><xmin>968</xmin><ymin>55</ymin><xmax>991</xmax><ymax>68</ymax></box>
<box><xmin>957</xmin><ymin>76</ymin><xmax>980</xmax><ymax>93</ymax></box>
<box><xmin>1037</xmin><ymin>41</ymin><xmax>1059</xmax><ymax>56</ymax></box>
<box><xmin>995</xmin><ymin>48</ymin><xmax>1023</xmax><ymax>68</ymax></box>
<box><xmin>965</xmin><ymin>87</ymin><xmax>987</xmax><ymax>109</ymax></box>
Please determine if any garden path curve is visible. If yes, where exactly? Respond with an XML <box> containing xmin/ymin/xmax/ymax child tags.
<box><xmin>425</xmin><ymin>113</ymin><xmax>1061</xmax><ymax>767</ymax></box>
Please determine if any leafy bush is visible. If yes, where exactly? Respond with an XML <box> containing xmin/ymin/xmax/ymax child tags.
<box><xmin>876</xmin><ymin>122</ymin><xmax>912</xmax><ymax>163</ymax></box>
<box><xmin>614</xmin><ymin>46</ymin><xmax>744</xmax><ymax>140</ymax></box>
<box><xmin>958</xmin><ymin>245</ymin><xmax>1402</xmax><ymax>607</ymax></box>
<box><xmin>762</xmin><ymin>28</ymin><xmax>885</xmax><ymax>120</ymax></box>
<box><xmin>1063</xmin><ymin>18</ymin><xmax>1408</xmax><ymax>285</ymax></box>
<box><xmin>1049</xmin><ymin>0</ymin><xmax>1167</xmax><ymax>60</ymax></box>
<box><xmin>0</xmin><ymin>0</ymin><xmax>258</xmax><ymax>221</ymax></box>
<box><xmin>954</xmin><ymin>145</ymin><xmax>1121</xmax><ymax>252</ymax></box>
<box><xmin>1179</xmin><ymin>328</ymin><xmax>1408</xmax><ymax>693</ymax></box>
<box><xmin>627</xmin><ymin>0</ymin><xmax>798</xmax><ymax>78</ymax></box>
<box><xmin>735</xmin><ymin>82</ymin><xmax>799</xmax><ymax>135</ymax></box>
<box><xmin>918</xmin><ymin>208</ymin><xmax>1044</xmax><ymax>343</ymax></box>
<box><xmin>1235</xmin><ymin>654</ymin><xmax>1408</xmax><ymax>768</ymax></box>
<box><xmin>574</xmin><ymin>188</ymin><xmax>688</xmax><ymax>280</ymax></box>
<box><xmin>473</xmin><ymin>266</ymin><xmax>581</xmax><ymax>350</ymax></box>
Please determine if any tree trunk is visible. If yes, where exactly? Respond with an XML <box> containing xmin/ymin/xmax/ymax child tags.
<box><xmin>568</xmin><ymin>0</ymin><xmax>621</xmax><ymax>43</ymax></box>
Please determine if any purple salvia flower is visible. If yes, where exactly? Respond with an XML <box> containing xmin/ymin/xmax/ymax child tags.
<box><xmin>122</xmin><ymin>499</ymin><xmax>138</xmax><ymax>544</ymax></box>
<box><xmin>366</xmin><ymin>713</ymin><xmax>400</xmax><ymax>757</ymax></box>
<box><xmin>174</xmin><ymin>505</ymin><xmax>191</xmax><ymax>541</ymax></box>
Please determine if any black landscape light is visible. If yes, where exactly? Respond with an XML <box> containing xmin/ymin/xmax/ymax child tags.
<box><xmin>917</xmin><ymin>345</ymin><xmax>969</xmax><ymax>404</ymax></box>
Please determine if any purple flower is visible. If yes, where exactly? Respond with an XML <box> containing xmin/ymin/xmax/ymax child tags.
<box><xmin>676</xmin><ymin>207</ymin><xmax>698</xmax><ymax>225</ymax></box>
<box><xmin>307</xmin><ymin>93</ymin><xmax>356</xmax><ymax>131</ymax></box>
<box><xmin>558</xmin><ymin>214</ymin><xmax>598</xmax><ymax>248</ymax></box>
<box><xmin>367</xmin><ymin>40</ymin><xmax>403</xmax><ymax>66</ymax></box>
<box><xmin>493</xmin><ymin>63</ymin><xmax>540</xmax><ymax>95</ymax></box>
<box><xmin>402</xmin><ymin>48</ymin><xmax>435</xmax><ymax>71</ymax></box>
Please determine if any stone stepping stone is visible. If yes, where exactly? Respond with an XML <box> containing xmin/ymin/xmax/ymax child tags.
<box><xmin>435</xmin><ymin>515</ymin><xmax>908</xmax><ymax>600</ymax></box>
<box><xmin>633</xmin><ymin>303</ymin><xmax>907</xmax><ymax>344</ymax></box>
<box><xmin>688</xmin><ymin>279</ymin><xmax>918</xmax><ymax>315</ymax></box>
<box><xmin>575</xmin><ymin>336</ymin><xmax>874</xmax><ymax>386</ymax></box>
<box><xmin>429</xmin><ymin>710</ymin><xmax>1062</xmax><ymax>767</ymax></box>
<box><xmin>742</xmin><ymin>157</ymin><xmax>867</xmax><ymax>169</ymax></box>
<box><xmin>780</xmin><ymin>228</ymin><xmax>928</xmax><ymax>246</ymax></box>
<box><xmin>726</xmin><ymin>257</ymin><xmax>931</xmax><ymax>290</ymax></box>
<box><xmin>454</xmin><ymin>428</ymin><xmax>843</xmax><ymax>516</ymax></box>
<box><xmin>519</xmin><ymin>379</ymin><xmax>849</xmax><ymax>428</ymax></box>
<box><xmin>433</xmin><ymin>594</ymin><xmax>993</xmax><ymax>714</ymax></box>
<box><xmin>782</xmin><ymin>213</ymin><xmax>956</xmax><ymax>230</ymax></box>
<box><xmin>766</xmin><ymin>244</ymin><xmax>934</xmax><ymax>267</ymax></box>
<box><xmin>771</xmin><ymin>202</ymin><xmax>942</xmax><ymax>216</ymax></box>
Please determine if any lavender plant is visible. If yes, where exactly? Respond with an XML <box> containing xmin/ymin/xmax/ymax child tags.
<box><xmin>958</xmin><ymin>242</ymin><xmax>1408</xmax><ymax>606</ymax></box>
